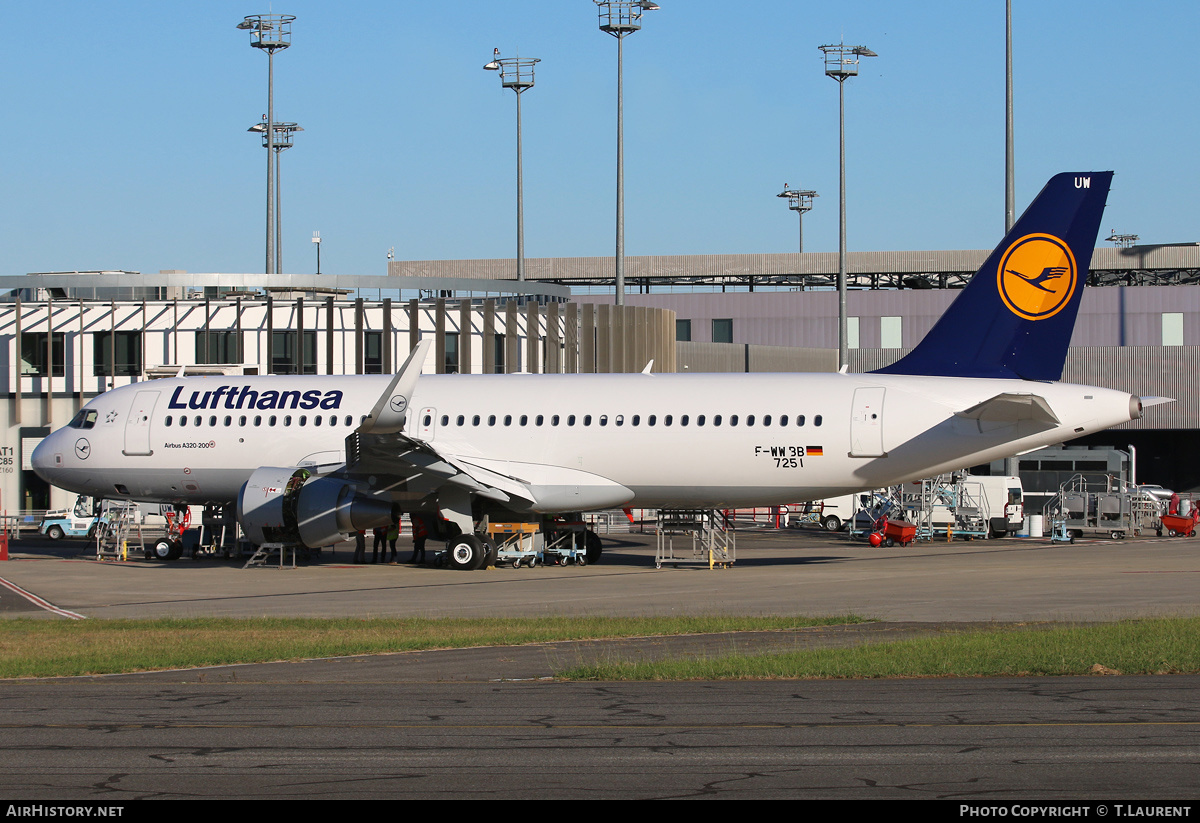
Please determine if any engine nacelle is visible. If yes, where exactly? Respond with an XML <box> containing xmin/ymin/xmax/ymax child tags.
<box><xmin>237</xmin><ymin>466</ymin><xmax>393</xmax><ymax>547</ymax></box>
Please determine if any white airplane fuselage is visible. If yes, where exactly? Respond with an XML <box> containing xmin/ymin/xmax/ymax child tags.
<box><xmin>34</xmin><ymin>371</ymin><xmax>1140</xmax><ymax>512</ymax></box>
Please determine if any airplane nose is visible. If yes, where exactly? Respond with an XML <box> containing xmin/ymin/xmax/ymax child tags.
<box><xmin>30</xmin><ymin>433</ymin><xmax>60</xmax><ymax>483</ymax></box>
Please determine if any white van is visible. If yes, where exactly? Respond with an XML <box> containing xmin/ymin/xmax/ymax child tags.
<box><xmin>801</xmin><ymin>492</ymin><xmax>876</xmax><ymax>532</ymax></box>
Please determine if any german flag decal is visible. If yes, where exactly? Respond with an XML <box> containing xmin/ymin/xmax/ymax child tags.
<box><xmin>807</xmin><ymin>446</ymin><xmax>824</xmax><ymax>456</ymax></box>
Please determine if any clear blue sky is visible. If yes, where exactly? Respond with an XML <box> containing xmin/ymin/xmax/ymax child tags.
<box><xmin>0</xmin><ymin>1</ymin><xmax>1195</xmax><ymax>277</ymax></box>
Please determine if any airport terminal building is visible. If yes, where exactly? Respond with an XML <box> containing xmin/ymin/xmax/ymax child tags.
<box><xmin>3</xmin><ymin>246</ymin><xmax>1198</xmax><ymax>514</ymax></box>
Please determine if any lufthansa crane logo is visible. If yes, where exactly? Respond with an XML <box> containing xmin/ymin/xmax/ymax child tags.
<box><xmin>389</xmin><ymin>395</ymin><xmax>408</xmax><ymax>414</ymax></box>
<box><xmin>996</xmin><ymin>233</ymin><xmax>1078</xmax><ymax>321</ymax></box>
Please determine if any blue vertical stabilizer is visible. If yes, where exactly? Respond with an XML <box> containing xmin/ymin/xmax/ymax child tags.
<box><xmin>873</xmin><ymin>172</ymin><xmax>1112</xmax><ymax>381</ymax></box>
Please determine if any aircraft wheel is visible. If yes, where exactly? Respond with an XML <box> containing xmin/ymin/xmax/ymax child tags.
<box><xmin>47</xmin><ymin>525</ymin><xmax>65</xmax><ymax>541</ymax></box>
<box><xmin>821</xmin><ymin>515</ymin><xmax>841</xmax><ymax>532</ymax></box>
<box><xmin>585</xmin><ymin>530</ymin><xmax>603</xmax><ymax>565</ymax></box>
<box><xmin>151</xmin><ymin>539</ymin><xmax>174</xmax><ymax>561</ymax></box>
<box><xmin>448</xmin><ymin>535</ymin><xmax>486</xmax><ymax>571</ymax></box>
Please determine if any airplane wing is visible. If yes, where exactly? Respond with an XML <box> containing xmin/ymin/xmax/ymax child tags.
<box><xmin>345</xmin><ymin>429</ymin><xmax>633</xmax><ymax>512</ymax></box>
<box><xmin>345</xmin><ymin>338</ymin><xmax>633</xmax><ymax>513</ymax></box>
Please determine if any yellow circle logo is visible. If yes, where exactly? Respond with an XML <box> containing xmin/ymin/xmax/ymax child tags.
<box><xmin>996</xmin><ymin>233</ymin><xmax>1077</xmax><ymax>321</ymax></box>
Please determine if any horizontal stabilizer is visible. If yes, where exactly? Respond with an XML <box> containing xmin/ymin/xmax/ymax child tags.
<box><xmin>955</xmin><ymin>392</ymin><xmax>1060</xmax><ymax>425</ymax></box>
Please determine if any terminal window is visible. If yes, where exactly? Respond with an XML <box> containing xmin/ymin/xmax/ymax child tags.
<box><xmin>881</xmin><ymin>316</ymin><xmax>903</xmax><ymax>348</ymax></box>
<box><xmin>93</xmin><ymin>331</ymin><xmax>141</xmax><ymax>377</ymax></box>
<box><xmin>194</xmin><ymin>330</ymin><xmax>243</xmax><ymax>365</ymax></box>
<box><xmin>676</xmin><ymin>319</ymin><xmax>692</xmax><ymax>342</ymax></box>
<box><xmin>1162</xmin><ymin>312</ymin><xmax>1184</xmax><ymax>346</ymax></box>
<box><xmin>444</xmin><ymin>332</ymin><xmax>459</xmax><ymax>374</ymax></box>
<box><xmin>271</xmin><ymin>330</ymin><xmax>317</xmax><ymax>375</ymax></box>
<box><xmin>493</xmin><ymin>334</ymin><xmax>506</xmax><ymax>374</ymax></box>
<box><xmin>21</xmin><ymin>332</ymin><xmax>65</xmax><ymax>377</ymax></box>
<box><xmin>712</xmin><ymin>318</ymin><xmax>733</xmax><ymax>344</ymax></box>
<box><xmin>364</xmin><ymin>331</ymin><xmax>384</xmax><ymax>374</ymax></box>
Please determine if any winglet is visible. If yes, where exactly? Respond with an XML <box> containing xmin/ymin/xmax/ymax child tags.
<box><xmin>641</xmin><ymin>360</ymin><xmax>654</xmax><ymax>374</ymax></box>
<box><xmin>357</xmin><ymin>340</ymin><xmax>432</xmax><ymax>435</ymax></box>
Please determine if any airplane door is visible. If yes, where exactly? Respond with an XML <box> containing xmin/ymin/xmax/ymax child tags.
<box><xmin>123</xmin><ymin>390</ymin><xmax>159</xmax><ymax>456</ymax></box>
<box><xmin>849</xmin><ymin>387</ymin><xmax>886</xmax><ymax>458</ymax></box>
<box><xmin>417</xmin><ymin>407</ymin><xmax>437</xmax><ymax>440</ymax></box>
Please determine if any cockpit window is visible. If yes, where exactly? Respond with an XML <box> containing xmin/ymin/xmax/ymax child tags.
<box><xmin>68</xmin><ymin>410</ymin><xmax>97</xmax><ymax>430</ymax></box>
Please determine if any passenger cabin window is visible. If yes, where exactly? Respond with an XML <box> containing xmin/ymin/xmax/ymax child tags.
<box><xmin>814</xmin><ymin>415</ymin><xmax>823</xmax><ymax>427</ymax></box>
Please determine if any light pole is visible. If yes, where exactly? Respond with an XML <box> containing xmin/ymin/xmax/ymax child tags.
<box><xmin>238</xmin><ymin>13</ymin><xmax>294</xmax><ymax>275</ymax></box>
<box><xmin>594</xmin><ymin>0</ymin><xmax>660</xmax><ymax>306</ymax></box>
<box><xmin>484</xmin><ymin>49</ymin><xmax>540</xmax><ymax>282</ymax></box>
<box><xmin>1005</xmin><ymin>0</ymin><xmax>1015</xmax><ymax>233</ymax></box>
<box><xmin>819</xmin><ymin>41</ymin><xmax>876</xmax><ymax>370</ymax></box>
<box><xmin>312</xmin><ymin>231</ymin><xmax>321</xmax><ymax>274</ymax></box>
<box><xmin>776</xmin><ymin>184</ymin><xmax>819</xmax><ymax>253</ymax></box>
<box><xmin>249</xmin><ymin>120</ymin><xmax>302</xmax><ymax>274</ymax></box>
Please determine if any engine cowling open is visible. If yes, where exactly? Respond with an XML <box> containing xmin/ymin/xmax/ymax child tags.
<box><xmin>237</xmin><ymin>466</ymin><xmax>393</xmax><ymax>547</ymax></box>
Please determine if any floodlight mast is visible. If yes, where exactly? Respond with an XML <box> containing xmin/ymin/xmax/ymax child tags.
<box><xmin>238</xmin><ymin>13</ymin><xmax>295</xmax><ymax>275</ymax></box>
<box><xmin>595</xmin><ymin>1</ymin><xmax>660</xmax><ymax>306</ymax></box>
<box><xmin>1106</xmin><ymin>230</ymin><xmax>1139</xmax><ymax>249</ymax></box>
<box><xmin>819</xmin><ymin>41</ymin><xmax>876</xmax><ymax>370</ymax></box>
<box><xmin>776</xmin><ymin>185</ymin><xmax>819</xmax><ymax>254</ymax></box>
<box><xmin>484</xmin><ymin>51</ymin><xmax>540</xmax><ymax>282</ymax></box>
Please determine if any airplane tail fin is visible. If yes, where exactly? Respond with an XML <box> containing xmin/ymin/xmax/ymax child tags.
<box><xmin>873</xmin><ymin>172</ymin><xmax>1112</xmax><ymax>381</ymax></box>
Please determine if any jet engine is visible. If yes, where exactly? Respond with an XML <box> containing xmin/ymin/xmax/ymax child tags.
<box><xmin>237</xmin><ymin>466</ymin><xmax>393</xmax><ymax>547</ymax></box>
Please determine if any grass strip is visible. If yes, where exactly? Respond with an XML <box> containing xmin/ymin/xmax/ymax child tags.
<box><xmin>0</xmin><ymin>615</ymin><xmax>863</xmax><ymax>679</ymax></box>
<box><xmin>560</xmin><ymin>617</ymin><xmax>1200</xmax><ymax>680</ymax></box>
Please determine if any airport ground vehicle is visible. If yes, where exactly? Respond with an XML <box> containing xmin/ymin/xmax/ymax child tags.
<box><xmin>39</xmin><ymin>496</ymin><xmax>101</xmax><ymax>540</ymax></box>
<box><xmin>40</xmin><ymin>496</ymin><xmax>142</xmax><ymax>542</ymax></box>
